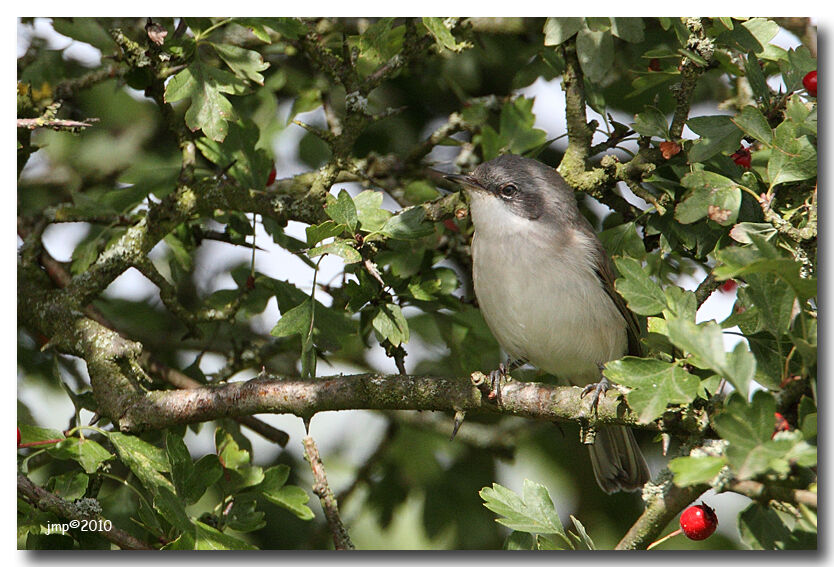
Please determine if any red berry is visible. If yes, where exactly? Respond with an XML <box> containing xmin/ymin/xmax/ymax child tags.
<box><xmin>731</xmin><ymin>147</ymin><xmax>751</xmax><ymax>169</ymax></box>
<box><xmin>266</xmin><ymin>166</ymin><xmax>277</xmax><ymax>186</ymax></box>
<box><xmin>443</xmin><ymin>219</ymin><xmax>459</xmax><ymax>233</ymax></box>
<box><xmin>680</xmin><ymin>503</ymin><xmax>718</xmax><ymax>541</ymax></box>
<box><xmin>773</xmin><ymin>412</ymin><xmax>791</xmax><ymax>437</ymax></box>
<box><xmin>648</xmin><ymin>58</ymin><xmax>661</xmax><ymax>72</ymax></box>
<box><xmin>17</xmin><ymin>428</ymin><xmax>21</xmax><ymax>447</ymax></box>
<box><xmin>802</xmin><ymin>70</ymin><xmax>817</xmax><ymax>97</ymax></box>
<box><xmin>719</xmin><ymin>279</ymin><xmax>737</xmax><ymax>293</ymax></box>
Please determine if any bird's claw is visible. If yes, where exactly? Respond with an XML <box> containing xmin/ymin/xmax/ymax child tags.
<box><xmin>580</xmin><ymin>377</ymin><xmax>611</xmax><ymax>415</ymax></box>
<box><xmin>486</xmin><ymin>363</ymin><xmax>510</xmax><ymax>405</ymax></box>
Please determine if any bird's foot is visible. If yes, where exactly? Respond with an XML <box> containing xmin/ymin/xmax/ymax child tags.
<box><xmin>580</xmin><ymin>376</ymin><xmax>611</xmax><ymax>415</ymax></box>
<box><xmin>486</xmin><ymin>362</ymin><xmax>511</xmax><ymax>405</ymax></box>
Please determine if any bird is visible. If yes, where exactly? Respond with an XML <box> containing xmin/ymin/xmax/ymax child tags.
<box><xmin>446</xmin><ymin>153</ymin><xmax>650</xmax><ymax>494</ymax></box>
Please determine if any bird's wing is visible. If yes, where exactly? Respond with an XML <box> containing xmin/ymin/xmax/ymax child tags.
<box><xmin>592</xmin><ymin>242</ymin><xmax>643</xmax><ymax>357</ymax></box>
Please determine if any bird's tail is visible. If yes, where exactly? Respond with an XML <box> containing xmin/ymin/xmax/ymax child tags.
<box><xmin>587</xmin><ymin>426</ymin><xmax>650</xmax><ymax>494</ymax></box>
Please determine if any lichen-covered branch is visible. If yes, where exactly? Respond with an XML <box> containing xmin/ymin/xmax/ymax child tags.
<box><xmin>303</xmin><ymin>436</ymin><xmax>354</xmax><ymax>550</ymax></box>
<box><xmin>725</xmin><ymin>479</ymin><xmax>817</xmax><ymax>509</ymax></box>
<box><xmin>616</xmin><ymin>480</ymin><xmax>707</xmax><ymax>550</ymax></box>
<box><xmin>668</xmin><ymin>18</ymin><xmax>714</xmax><ymax>140</ymax></box>
<box><xmin>18</xmin><ymin>473</ymin><xmax>152</xmax><ymax>550</ymax></box>
<box><xmin>102</xmin><ymin>371</ymin><xmax>703</xmax><ymax>436</ymax></box>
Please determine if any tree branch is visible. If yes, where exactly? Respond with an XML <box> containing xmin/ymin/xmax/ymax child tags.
<box><xmin>18</xmin><ymin>473</ymin><xmax>152</xmax><ymax>550</ymax></box>
<box><xmin>303</xmin><ymin>435</ymin><xmax>354</xmax><ymax>550</ymax></box>
<box><xmin>616</xmin><ymin>479</ymin><xmax>707</xmax><ymax>550</ymax></box>
<box><xmin>725</xmin><ymin>479</ymin><xmax>817</xmax><ymax>509</ymax></box>
<box><xmin>107</xmin><ymin>371</ymin><xmax>704</xmax><ymax>436</ymax></box>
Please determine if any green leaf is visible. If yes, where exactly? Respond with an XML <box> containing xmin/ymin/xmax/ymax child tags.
<box><xmin>675</xmin><ymin>169</ymin><xmax>742</xmax><ymax>226</ymax></box>
<box><xmin>325</xmin><ymin>189</ymin><xmax>359</xmax><ymax>232</ymax></box>
<box><xmin>164</xmin><ymin>59</ymin><xmax>247</xmax><ymax>142</ymax></box>
<box><xmin>262</xmin><ymin>17</ymin><xmax>306</xmax><ymax>39</ymax></box>
<box><xmin>666</xmin><ymin>318</ymin><xmax>753</xmax><ymax>397</ymax></box>
<box><xmin>598</xmin><ymin>222</ymin><xmax>646</xmax><ymax>259</ymax></box>
<box><xmin>605</xmin><ymin>357</ymin><xmax>699</xmax><ymax>422</ymax></box>
<box><xmin>739</xmin><ymin>503</ymin><xmax>818</xmax><ymax>550</ymax></box>
<box><xmin>668</xmin><ymin>455</ymin><xmax>726</xmax><ymax>486</ymax></box>
<box><xmin>613</xmin><ymin>257</ymin><xmax>667</xmax><ymax>315</ymax></box>
<box><xmin>109</xmin><ymin>432</ymin><xmax>173</xmax><ymax>493</ymax></box>
<box><xmin>306</xmin><ymin>220</ymin><xmax>346</xmax><ymax>247</ymax></box>
<box><xmin>49</xmin><ymin>471</ymin><xmax>90</xmax><ymax>501</ymax></box>
<box><xmin>662</xmin><ymin>286</ymin><xmax>697</xmax><ymax>320</ymax></box>
<box><xmin>744</xmin><ymin>52</ymin><xmax>770</xmax><ymax>102</ymax></box>
<box><xmin>714</xmin><ymin>238</ymin><xmax>817</xmax><ymax>300</ymax></box>
<box><xmin>215</xmin><ymin>430</ymin><xmax>251</xmax><ymax>471</ymax></box>
<box><xmin>632</xmin><ymin>106</ymin><xmax>669</xmax><ymax>139</ymax></box>
<box><xmin>211</xmin><ymin>43</ymin><xmax>269</xmax><ymax>85</ymax></box>
<box><xmin>729</xmin><ymin>222</ymin><xmax>778</xmax><ymax>244</ymax></box>
<box><xmin>569</xmin><ymin>516</ymin><xmax>596</xmax><ymax>550</ymax></box>
<box><xmin>686</xmin><ymin>115</ymin><xmax>744</xmax><ymax>162</ymax></box>
<box><xmin>261</xmin><ymin>484</ymin><xmax>315</xmax><ymax>520</ymax></box>
<box><xmin>742</xmin><ymin>272</ymin><xmax>798</xmax><ymax>336</ymax></box>
<box><xmin>196</xmin><ymin>119</ymin><xmax>272</xmax><ymax>189</ymax></box>
<box><xmin>628</xmin><ymin>70</ymin><xmax>679</xmax><ymax>99</ymax></box>
<box><xmin>256</xmin><ymin>464</ymin><xmax>290</xmax><ymax>493</ymax></box>
<box><xmin>576</xmin><ymin>28</ymin><xmax>614</xmax><ymax>83</ymax></box>
<box><xmin>543</xmin><ymin>17</ymin><xmax>584</xmax><ymax>46</ymax></box>
<box><xmin>308</xmin><ymin>240</ymin><xmax>362</xmax><ymax>264</ymax></box>
<box><xmin>721</xmin><ymin>18</ymin><xmax>779</xmax><ymax>54</ymax></box>
<box><xmin>711</xmin><ymin>391</ymin><xmax>810</xmax><ymax>479</ymax></box>
<box><xmin>288</xmin><ymin>89</ymin><xmax>321</xmax><ymax>123</ymax></box>
<box><xmin>193</xmin><ymin>521</ymin><xmax>259</xmax><ymax>550</ymax></box>
<box><xmin>421</xmin><ymin>18</ymin><xmax>469</xmax><ymax>52</ymax></box>
<box><xmin>165</xmin><ymin>431</ymin><xmax>192</xmax><ymax>499</ymax></box>
<box><xmin>51</xmin><ymin>18</ymin><xmax>115</xmax><ymax>52</ymax></box>
<box><xmin>372</xmin><ymin>303</ymin><xmax>410</xmax><ymax>347</ymax></box>
<box><xmin>50</xmin><ymin>438</ymin><xmax>112</xmax><ymax>475</ymax></box>
<box><xmin>351</xmin><ymin>18</ymin><xmax>404</xmax><ymax>70</ymax></box>
<box><xmin>767</xmin><ymin>121</ymin><xmax>817</xmax><ymax>188</ymax></box>
<box><xmin>354</xmin><ymin>190</ymin><xmax>392</xmax><ymax>232</ymax></box>
<box><xmin>154</xmin><ymin>485</ymin><xmax>194</xmax><ymax>534</ymax></box>
<box><xmin>270</xmin><ymin>298</ymin><xmax>313</xmax><ymax>340</ymax></box>
<box><xmin>224</xmin><ymin>494</ymin><xmax>266</xmax><ymax>532</ymax></box>
<box><xmin>479</xmin><ymin>480</ymin><xmax>567</xmax><ymax>537</ymax></box>
<box><xmin>610</xmin><ymin>18</ymin><xmax>644</xmax><ymax>43</ymax></box>
<box><xmin>18</xmin><ymin>424</ymin><xmax>65</xmax><ymax>445</ymax></box>
<box><xmin>504</xmin><ymin>531</ymin><xmax>536</xmax><ymax>550</ymax></box>
<box><xmin>585</xmin><ymin>17</ymin><xmax>610</xmax><ymax>32</ymax></box>
<box><xmin>731</xmin><ymin>105</ymin><xmax>773</xmax><ymax>146</ymax></box>
<box><xmin>183</xmin><ymin>455</ymin><xmax>223</xmax><ymax>505</ymax></box>
<box><xmin>499</xmin><ymin>97</ymin><xmax>548</xmax><ymax>155</ymax></box>
<box><xmin>380</xmin><ymin>207</ymin><xmax>434</xmax><ymax>240</ymax></box>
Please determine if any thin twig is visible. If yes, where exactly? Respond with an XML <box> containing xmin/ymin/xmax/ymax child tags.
<box><xmin>726</xmin><ymin>479</ymin><xmax>817</xmax><ymax>509</ymax></box>
<box><xmin>303</xmin><ymin>435</ymin><xmax>354</xmax><ymax>550</ymax></box>
<box><xmin>17</xmin><ymin>117</ymin><xmax>99</xmax><ymax>130</ymax></box>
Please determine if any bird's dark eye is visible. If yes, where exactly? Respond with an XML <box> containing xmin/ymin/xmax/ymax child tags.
<box><xmin>499</xmin><ymin>183</ymin><xmax>518</xmax><ymax>198</ymax></box>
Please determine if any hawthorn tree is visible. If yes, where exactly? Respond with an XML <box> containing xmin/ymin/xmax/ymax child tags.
<box><xmin>17</xmin><ymin>17</ymin><xmax>817</xmax><ymax>550</ymax></box>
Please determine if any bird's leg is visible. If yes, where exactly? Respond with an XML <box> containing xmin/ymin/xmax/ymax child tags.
<box><xmin>485</xmin><ymin>358</ymin><xmax>524</xmax><ymax>405</ymax></box>
<box><xmin>580</xmin><ymin>363</ymin><xmax>611</xmax><ymax>415</ymax></box>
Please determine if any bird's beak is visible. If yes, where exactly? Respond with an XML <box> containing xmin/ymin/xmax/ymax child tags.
<box><xmin>443</xmin><ymin>173</ymin><xmax>485</xmax><ymax>192</ymax></box>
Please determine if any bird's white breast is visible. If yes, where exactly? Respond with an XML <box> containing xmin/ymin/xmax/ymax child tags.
<box><xmin>470</xmin><ymin>202</ymin><xmax>627</xmax><ymax>385</ymax></box>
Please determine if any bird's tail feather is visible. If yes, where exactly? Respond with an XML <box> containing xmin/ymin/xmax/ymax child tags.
<box><xmin>587</xmin><ymin>426</ymin><xmax>650</xmax><ymax>494</ymax></box>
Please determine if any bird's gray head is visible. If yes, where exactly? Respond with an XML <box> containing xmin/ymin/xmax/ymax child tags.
<box><xmin>445</xmin><ymin>154</ymin><xmax>580</xmax><ymax>229</ymax></box>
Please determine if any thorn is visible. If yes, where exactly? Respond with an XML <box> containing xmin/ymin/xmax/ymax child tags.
<box><xmin>302</xmin><ymin>417</ymin><xmax>312</xmax><ymax>435</ymax></box>
<box><xmin>450</xmin><ymin>410</ymin><xmax>466</xmax><ymax>441</ymax></box>
<box><xmin>88</xmin><ymin>412</ymin><xmax>102</xmax><ymax>426</ymax></box>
